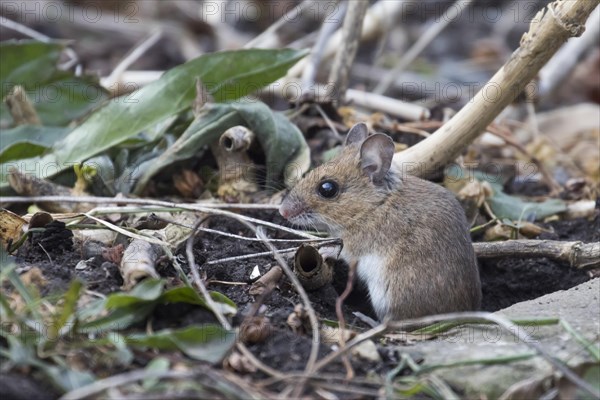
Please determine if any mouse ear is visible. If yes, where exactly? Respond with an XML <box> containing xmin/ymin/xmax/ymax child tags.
<box><xmin>360</xmin><ymin>134</ymin><xmax>394</xmax><ymax>184</ymax></box>
<box><xmin>345</xmin><ymin>123</ymin><xmax>369</xmax><ymax>146</ymax></box>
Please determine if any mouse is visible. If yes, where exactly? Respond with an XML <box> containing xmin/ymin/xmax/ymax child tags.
<box><xmin>279</xmin><ymin>123</ymin><xmax>481</xmax><ymax>321</ymax></box>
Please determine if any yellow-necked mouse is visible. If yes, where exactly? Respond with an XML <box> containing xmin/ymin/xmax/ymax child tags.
<box><xmin>280</xmin><ymin>123</ymin><xmax>481</xmax><ymax>321</ymax></box>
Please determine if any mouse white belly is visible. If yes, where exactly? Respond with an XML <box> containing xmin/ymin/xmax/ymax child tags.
<box><xmin>340</xmin><ymin>249</ymin><xmax>389</xmax><ymax>319</ymax></box>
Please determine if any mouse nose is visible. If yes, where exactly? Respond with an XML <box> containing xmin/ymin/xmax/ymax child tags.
<box><xmin>279</xmin><ymin>201</ymin><xmax>302</xmax><ymax>220</ymax></box>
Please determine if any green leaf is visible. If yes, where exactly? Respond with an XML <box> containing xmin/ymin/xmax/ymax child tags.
<box><xmin>0</xmin><ymin>125</ymin><xmax>70</xmax><ymax>163</ymax></box>
<box><xmin>210</xmin><ymin>291</ymin><xmax>238</xmax><ymax>316</ymax></box>
<box><xmin>41</xmin><ymin>363</ymin><xmax>95</xmax><ymax>392</ymax></box>
<box><xmin>159</xmin><ymin>286</ymin><xmax>237</xmax><ymax>315</ymax></box>
<box><xmin>53</xmin><ymin>48</ymin><xmax>307</xmax><ymax>172</ymax></box>
<box><xmin>126</xmin><ymin>325</ymin><xmax>236</xmax><ymax>363</ymax></box>
<box><xmin>6</xmin><ymin>335</ymin><xmax>35</xmax><ymax>364</ymax></box>
<box><xmin>487</xmin><ymin>186</ymin><xmax>567</xmax><ymax>221</ymax></box>
<box><xmin>0</xmin><ymin>40</ymin><xmax>108</xmax><ymax>127</ymax></box>
<box><xmin>106</xmin><ymin>332</ymin><xmax>134</xmax><ymax>366</ymax></box>
<box><xmin>159</xmin><ymin>286</ymin><xmax>207</xmax><ymax>307</ymax></box>
<box><xmin>79</xmin><ymin>279</ymin><xmax>165</xmax><ymax>332</ymax></box>
<box><xmin>6</xmin><ymin>267</ymin><xmax>43</xmax><ymax>322</ymax></box>
<box><xmin>50</xmin><ymin>279</ymin><xmax>83</xmax><ymax>338</ymax></box>
<box><xmin>143</xmin><ymin>357</ymin><xmax>170</xmax><ymax>390</ymax></box>
<box><xmin>80</xmin><ymin>281</ymin><xmax>236</xmax><ymax>332</ymax></box>
<box><xmin>475</xmin><ymin>175</ymin><xmax>567</xmax><ymax>221</ymax></box>
<box><xmin>79</xmin><ymin>302</ymin><xmax>156</xmax><ymax>333</ymax></box>
<box><xmin>131</xmin><ymin>101</ymin><xmax>310</xmax><ymax>194</ymax></box>
<box><xmin>105</xmin><ymin>278</ymin><xmax>164</xmax><ymax>309</ymax></box>
<box><xmin>0</xmin><ymin>40</ymin><xmax>63</xmax><ymax>96</ymax></box>
<box><xmin>0</xmin><ymin>48</ymin><xmax>307</xmax><ymax>191</ymax></box>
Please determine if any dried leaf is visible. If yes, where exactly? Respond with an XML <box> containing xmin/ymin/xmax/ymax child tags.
<box><xmin>239</xmin><ymin>316</ymin><xmax>271</xmax><ymax>344</ymax></box>
<box><xmin>0</xmin><ymin>209</ymin><xmax>26</xmax><ymax>250</ymax></box>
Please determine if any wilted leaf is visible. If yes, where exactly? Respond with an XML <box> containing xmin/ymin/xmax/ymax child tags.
<box><xmin>126</xmin><ymin>325</ymin><xmax>235</xmax><ymax>363</ymax></box>
<box><xmin>487</xmin><ymin>185</ymin><xmax>567</xmax><ymax>221</ymax></box>
<box><xmin>131</xmin><ymin>101</ymin><xmax>310</xmax><ymax>194</ymax></box>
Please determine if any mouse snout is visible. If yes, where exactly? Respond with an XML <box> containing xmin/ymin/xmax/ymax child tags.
<box><xmin>279</xmin><ymin>200</ymin><xmax>304</xmax><ymax>220</ymax></box>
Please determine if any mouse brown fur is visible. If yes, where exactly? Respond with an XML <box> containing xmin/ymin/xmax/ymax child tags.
<box><xmin>280</xmin><ymin>123</ymin><xmax>481</xmax><ymax>320</ymax></box>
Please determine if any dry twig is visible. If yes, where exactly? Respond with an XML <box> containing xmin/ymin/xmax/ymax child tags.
<box><xmin>328</xmin><ymin>0</ymin><xmax>369</xmax><ymax>104</ymax></box>
<box><xmin>473</xmin><ymin>239</ymin><xmax>600</xmax><ymax>269</ymax></box>
<box><xmin>244</xmin><ymin>0</ymin><xmax>316</xmax><ymax>49</ymax></box>
<box><xmin>300</xmin><ymin>1</ymin><xmax>346</xmax><ymax>94</ymax></box>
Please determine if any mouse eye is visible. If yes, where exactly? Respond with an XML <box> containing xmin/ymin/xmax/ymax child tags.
<box><xmin>317</xmin><ymin>180</ymin><xmax>339</xmax><ymax>199</ymax></box>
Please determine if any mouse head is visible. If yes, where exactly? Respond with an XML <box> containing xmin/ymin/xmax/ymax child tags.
<box><xmin>279</xmin><ymin>123</ymin><xmax>396</xmax><ymax>234</ymax></box>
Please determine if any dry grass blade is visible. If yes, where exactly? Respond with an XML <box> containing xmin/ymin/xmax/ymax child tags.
<box><xmin>60</xmin><ymin>365</ymin><xmax>268</xmax><ymax>400</ymax></box>
<box><xmin>335</xmin><ymin>260</ymin><xmax>358</xmax><ymax>380</ymax></box>
<box><xmin>60</xmin><ymin>370</ymin><xmax>195</xmax><ymax>400</ymax></box>
<box><xmin>185</xmin><ymin>216</ymin><xmax>231</xmax><ymax>329</ymax></box>
<box><xmin>207</xmin><ymin>239</ymin><xmax>338</xmax><ymax>265</ymax></box>
<box><xmin>3</xmin><ymin>196</ymin><xmax>319</xmax><ymax>239</ymax></box>
<box><xmin>1</xmin><ymin>195</ymin><xmax>278</xmax><ymax>209</ymax></box>
<box><xmin>102</xmin><ymin>30</ymin><xmax>162</xmax><ymax>88</ymax></box>
<box><xmin>83</xmin><ymin>213</ymin><xmax>169</xmax><ymax>246</ymax></box>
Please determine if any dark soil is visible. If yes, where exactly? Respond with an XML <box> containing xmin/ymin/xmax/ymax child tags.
<box><xmin>480</xmin><ymin>216</ymin><xmax>599</xmax><ymax>311</ymax></box>
<box><xmin>13</xmin><ymin>210</ymin><xmax>596</xmax><ymax>313</ymax></box>
<box><xmin>6</xmin><ymin>207</ymin><xmax>597</xmax><ymax>396</ymax></box>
